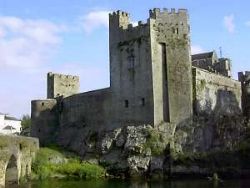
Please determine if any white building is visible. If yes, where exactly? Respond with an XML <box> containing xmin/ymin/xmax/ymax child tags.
<box><xmin>0</xmin><ymin>113</ymin><xmax>21</xmax><ymax>134</ymax></box>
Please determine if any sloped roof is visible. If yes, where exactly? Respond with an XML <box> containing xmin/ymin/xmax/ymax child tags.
<box><xmin>3</xmin><ymin>125</ymin><xmax>16</xmax><ymax>130</ymax></box>
<box><xmin>192</xmin><ymin>51</ymin><xmax>214</xmax><ymax>61</ymax></box>
<box><xmin>5</xmin><ymin>116</ymin><xmax>20</xmax><ymax>121</ymax></box>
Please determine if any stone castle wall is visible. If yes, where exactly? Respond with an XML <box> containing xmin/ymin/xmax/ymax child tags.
<box><xmin>109</xmin><ymin>10</ymin><xmax>154</xmax><ymax>126</ymax></box>
<box><xmin>193</xmin><ymin>67</ymin><xmax>242</xmax><ymax>115</ymax></box>
<box><xmin>109</xmin><ymin>8</ymin><xmax>193</xmax><ymax>127</ymax></box>
<box><xmin>149</xmin><ymin>8</ymin><xmax>193</xmax><ymax>125</ymax></box>
<box><xmin>60</xmin><ymin>88</ymin><xmax>111</xmax><ymax>130</ymax></box>
<box><xmin>31</xmin><ymin>99</ymin><xmax>58</xmax><ymax>146</ymax></box>
<box><xmin>31</xmin><ymin>9</ymin><xmax>248</xmax><ymax>153</ymax></box>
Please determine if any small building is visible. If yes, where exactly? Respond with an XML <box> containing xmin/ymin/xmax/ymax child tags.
<box><xmin>192</xmin><ymin>51</ymin><xmax>232</xmax><ymax>77</ymax></box>
<box><xmin>0</xmin><ymin>113</ymin><xmax>21</xmax><ymax>134</ymax></box>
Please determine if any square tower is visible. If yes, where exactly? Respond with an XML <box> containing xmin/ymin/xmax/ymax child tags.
<box><xmin>109</xmin><ymin>8</ymin><xmax>193</xmax><ymax>126</ymax></box>
<box><xmin>47</xmin><ymin>72</ymin><xmax>80</xmax><ymax>99</ymax></box>
<box><xmin>149</xmin><ymin>8</ymin><xmax>193</xmax><ymax>125</ymax></box>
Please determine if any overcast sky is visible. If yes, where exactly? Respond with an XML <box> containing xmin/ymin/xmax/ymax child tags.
<box><xmin>0</xmin><ymin>0</ymin><xmax>250</xmax><ymax>118</ymax></box>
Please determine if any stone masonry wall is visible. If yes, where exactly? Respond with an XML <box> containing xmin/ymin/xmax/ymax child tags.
<box><xmin>47</xmin><ymin>72</ymin><xmax>79</xmax><ymax>99</ymax></box>
<box><xmin>0</xmin><ymin>135</ymin><xmax>39</xmax><ymax>187</ymax></box>
<box><xmin>31</xmin><ymin>99</ymin><xmax>58</xmax><ymax>146</ymax></box>
<box><xmin>59</xmin><ymin>88</ymin><xmax>111</xmax><ymax>130</ymax></box>
<box><xmin>150</xmin><ymin>8</ymin><xmax>193</xmax><ymax>125</ymax></box>
<box><xmin>193</xmin><ymin>67</ymin><xmax>242</xmax><ymax>115</ymax></box>
<box><xmin>54</xmin><ymin>89</ymin><xmax>112</xmax><ymax>155</ymax></box>
<box><xmin>109</xmin><ymin>11</ymin><xmax>155</xmax><ymax>126</ymax></box>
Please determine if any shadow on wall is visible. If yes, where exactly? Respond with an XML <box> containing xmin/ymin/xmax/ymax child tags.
<box><xmin>31</xmin><ymin>107</ymin><xmax>59</xmax><ymax>147</ymax></box>
<box><xmin>5</xmin><ymin>155</ymin><xmax>18</xmax><ymax>187</ymax></box>
<box><xmin>213</xmin><ymin>89</ymin><xmax>241</xmax><ymax>116</ymax></box>
<box><xmin>195</xmin><ymin>89</ymin><xmax>241</xmax><ymax>117</ymax></box>
<box><xmin>175</xmin><ymin>89</ymin><xmax>245</xmax><ymax>153</ymax></box>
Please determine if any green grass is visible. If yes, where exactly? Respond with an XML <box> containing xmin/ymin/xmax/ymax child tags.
<box><xmin>55</xmin><ymin>160</ymin><xmax>105</xmax><ymax>179</ymax></box>
<box><xmin>32</xmin><ymin>147</ymin><xmax>106</xmax><ymax>180</ymax></box>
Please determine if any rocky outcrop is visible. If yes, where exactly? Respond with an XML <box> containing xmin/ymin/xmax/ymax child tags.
<box><xmin>174</xmin><ymin>115</ymin><xmax>248</xmax><ymax>154</ymax></box>
<box><xmin>79</xmin><ymin>125</ymin><xmax>170</xmax><ymax>178</ymax></box>
<box><xmin>52</xmin><ymin>115</ymin><xmax>250</xmax><ymax>179</ymax></box>
<box><xmin>171</xmin><ymin>114</ymin><xmax>250</xmax><ymax>178</ymax></box>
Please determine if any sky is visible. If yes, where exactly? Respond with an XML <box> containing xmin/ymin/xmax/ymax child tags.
<box><xmin>0</xmin><ymin>0</ymin><xmax>250</xmax><ymax>118</ymax></box>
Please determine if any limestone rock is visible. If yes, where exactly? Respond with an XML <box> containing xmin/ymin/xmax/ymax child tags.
<box><xmin>127</xmin><ymin>156</ymin><xmax>150</xmax><ymax>176</ymax></box>
<box><xmin>99</xmin><ymin>128</ymin><xmax>122</xmax><ymax>154</ymax></box>
<box><xmin>174</xmin><ymin>115</ymin><xmax>248</xmax><ymax>153</ymax></box>
<box><xmin>115</xmin><ymin>132</ymin><xmax>125</xmax><ymax>147</ymax></box>
<box><xmin>124</xmin><ymin>125</ymin><xmax>152</xmax><ymax>154</ymax></box>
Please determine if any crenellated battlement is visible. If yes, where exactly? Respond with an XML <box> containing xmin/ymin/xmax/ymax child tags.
<box><xmin>109</xmin><ymin>10</ymin><xmax>129</xmax><ymax>18</ymax></box>
<box><xmin>149</xmin><ymin>8</ymin><xmax>188</xmax><ymax>19</ymax></box>
<box><xmin>109</xmin><ymin>8</ymin><xmax>189</xmax><ymax>44</ymax></box>
<box><xmin>109</xmin><ymin>10</ymin><xmax>130</xmax><ymax>30</ymax></box>
<box><xmin>48</xmin><ymin>72</ymin><xmax>78</xmax><ymax>80</ymax></box>
<box><xmin>109</xmin><ymin>8</ymin><xmax>188</xmax><ymax>31</ymax></box>
<box><xmin>109</xmin><ymin>10</ymin><xmax>151</xmax><ymax>34</ymax></box>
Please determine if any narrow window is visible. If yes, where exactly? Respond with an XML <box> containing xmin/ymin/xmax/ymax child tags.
<box><xmin>128</xmin><ymin>55</ymin><xmax>135</xmax><ymax>70</ymax></box>
<box><xmin>125</xmin><ymin>100</ymin><xmax>129</xmax><ymax>108</ymax></box>
<box><xmin>128</xmin><ymin>49</ymin><xmax>135</xmax><ymax>70</ymax></box>
<box><xmin>141</xmin><ymin>98</ymin><xmax>145</xmax><ymax>106</ymax></box>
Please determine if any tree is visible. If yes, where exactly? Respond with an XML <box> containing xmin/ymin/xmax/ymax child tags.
<box><xmin>21</xmin><ymin>114</ymin><xmax>31</xmax><ymax>130</ymax></box>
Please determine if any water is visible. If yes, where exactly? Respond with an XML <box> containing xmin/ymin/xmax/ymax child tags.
<box><xmin>15</xmin><ymin>179</ymin><xmax>250</xmax><ymax>188</ymax></box>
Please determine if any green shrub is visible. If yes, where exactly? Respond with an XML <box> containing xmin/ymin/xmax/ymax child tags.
<box><xmin>143</xmin><ymin>129</ymin><xmax>166</xmax><ymax>156</ymax></box>
<box><xmin>32</xmin><ymin>147</ymin><xmax>105</xmax><ymax>180</ymax></box>
<box><xmin>55</xmin><ymin>161</ymin><xmax>105</xmax><ymax>179</ymax></box>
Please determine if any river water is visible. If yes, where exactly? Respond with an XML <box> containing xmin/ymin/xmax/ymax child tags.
<box><xmin>15</xmin><ymin>179</ymin><xmax>250</xmax><ymax>188</ymax></box>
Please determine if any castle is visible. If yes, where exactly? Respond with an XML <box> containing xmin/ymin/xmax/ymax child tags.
<box><xmin>31</xmin><ymin>8</ymin><xmax>250</xmax><ymax>146</ymax></box>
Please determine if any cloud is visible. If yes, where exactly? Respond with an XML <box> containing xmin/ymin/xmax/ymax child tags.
<box><xmin>224</xmin><ymin>14</ymin><xmax>235</xmax><ymax>33</ymax></box>
<box><xmin>0</xmin><ymin>15</ymin><xmax>111</xmax><ymax>118</ymax></box>
<box><xmin>191</xmin><ymin>45</ymin><xmax>205</xmax><ymax>54</ymax></box>
<box><xmin>80</xmin><ymin>10</ymin><xmax>140</xmax><ymax>33</ymax></box>
<box><xmin>0</xmin><ymin>27</ymin><xmax>5</xmax><ymax>38</ymax></box>
<box><xmin>0</xmin><ymin>16</ymin><xmax>65</xmax><ymax>71</ymax></box>
<box><xmin>81</xmin><ymin>10</ymin><xmax>110</xmax><ymax>33</ymax></box>
<box><xmin>0</xmin><ymin>60</ymin><xmax>109</xmax><ymax>117</ymax></box>
<box><xmin>131</xmin><ymin>21</ymin><xmax>138</xmax><ymax>27</ymax></box>
<box><xmin>0</xmin><ymin>16</ymin><xmax>66</xmax><ymax>117</ymax></box>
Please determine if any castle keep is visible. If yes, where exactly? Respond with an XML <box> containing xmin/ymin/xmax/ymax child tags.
<box><xmin>31</xmin><ymin>9</ymin><xmax>249</xmax><ymax>147</ymax></box>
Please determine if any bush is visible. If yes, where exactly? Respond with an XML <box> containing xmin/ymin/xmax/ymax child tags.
<box><xmin>32</xmin><ymin>147</ymin><xmax>105</xmax><ymax>180</ymax></box>
<box><xmin>143</xmin><ymin>129</ymin><xmax>167</xmax><ymax>156</ymax></box>
<box><xmin>56</xmin><ymin>161</ymin><xmax>105</xmax><ymax>179</ymax></box>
